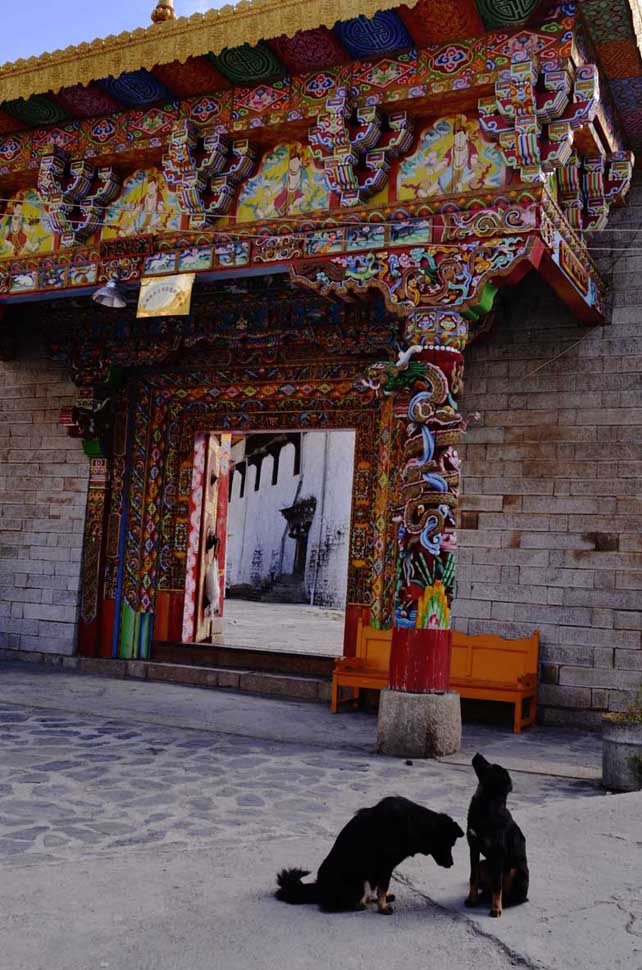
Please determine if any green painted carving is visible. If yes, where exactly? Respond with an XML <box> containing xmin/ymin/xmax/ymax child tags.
<box><xmin>208</xmin><ymin>43</ymin><xmax>285</xmax><ymax>84</ymax></box>
<box><xmin>463</xmin><ymin>282</ymin><xmax>498</xmax><ymax>321</ymax></box>
<box><xmin>3</xmin><ymin>95</ymin><xmax>69</xmax><ymax>127</ymax></box>
<box><xmin>475</xmin><ymin>0</ymin><xmax>540</xmax><ymax>28</ymax></box>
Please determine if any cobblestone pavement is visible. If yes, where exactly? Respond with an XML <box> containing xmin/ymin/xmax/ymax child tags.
<box><xmin>0</xmin><ymin>699</ymin><xmax>603</xmax><ymax>869</ymax></box>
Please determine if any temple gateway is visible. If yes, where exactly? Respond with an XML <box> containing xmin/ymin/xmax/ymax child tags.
<box><xmin>1</xmin><ymin>0</ymin><xmax>641</xmax><ymax>747</ymax></box>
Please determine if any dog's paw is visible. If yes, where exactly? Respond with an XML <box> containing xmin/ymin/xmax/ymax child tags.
<box><xmin>489</xmin><ymin>908</ymin><xmax>502</xmax><ymax>918</ymax></box>
<box><xmin>465</xmin><ymin>896</ymin><xmax>478</xmax><ymax>908</ymax></box>
<box><xmin>378</xmin><ymin>905</ymin><xmax>394</xmax><ymax>915</ymax></box>
<box><xmin>386</xmin><ymin>893</ymin><xmax>396</xmax><ymax>902</ymax></box>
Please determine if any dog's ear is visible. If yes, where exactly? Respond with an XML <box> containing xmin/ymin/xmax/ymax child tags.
<box><xmin>454</xmin><ymin>822</ymin><xmax>465</xmax><ymax>839</ymax></box>
<box><xmin>472</xmin><ymin>752</ymin><xmax>489</xmax><ymax>780</ymax></box>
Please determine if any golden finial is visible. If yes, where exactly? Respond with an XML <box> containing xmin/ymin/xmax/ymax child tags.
<box><xmin>151</xmin><ymin>0</ymin><xmax>176</xmax><ymax>22</ymax></box>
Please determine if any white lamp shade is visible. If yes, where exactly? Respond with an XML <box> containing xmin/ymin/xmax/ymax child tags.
<box><xmin>92</xmin><ymin>277</ymin><xmax>127</xmax><ymax>309</ymax></box>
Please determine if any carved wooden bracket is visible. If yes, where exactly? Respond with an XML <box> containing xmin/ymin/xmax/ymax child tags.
<box><xmin>60</xmin><ymin>387</ymin><xmax>116</xmax><ymax>458</ymax></box>
<box><xmin>558</xmin><ymin>150</ymin><xmax>635</xmax><ymax>231</ymax></box>
<box><xmin>309</xmin><ymin>93</ymin><xmax>414</xmax><ymax>207</ymax></box>
<box><xmin>291</xmin><ymin>236</ymin><xmax>533</xmax><ymax>333</ymax></box>
<box><xmin>37</xmin><ymin>146</ymin><xmax>121</xmax><ymax>246</ymax></box>
<box><xmin>479</xmin><ymin>56</ymin><xmax>599</xmax><ymax>183</ymax></box>
<box><xmin>162</xmin><ymin>119</ymin><xmax>257</xmax><ymax>226</ymax></box>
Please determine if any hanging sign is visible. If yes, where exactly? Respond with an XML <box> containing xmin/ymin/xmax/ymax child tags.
<box><xmin>137</xmin><ymin>273</ymin><xmax>195</xmax><ymax>317</ymax></box>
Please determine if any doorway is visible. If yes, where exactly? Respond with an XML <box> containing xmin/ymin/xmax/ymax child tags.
<box><xmin>185</xmin><ymin>429</ymin><xmax>356</xmax><ymax>657</ymax></box>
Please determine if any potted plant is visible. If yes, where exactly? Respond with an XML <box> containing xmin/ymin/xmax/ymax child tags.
<box><xmin>602</xmin><ymin>688</ymin><xmax>642</xmax><ymax>792</ymax></box>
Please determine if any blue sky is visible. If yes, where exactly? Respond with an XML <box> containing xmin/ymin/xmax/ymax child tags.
<box><xmin>0</xmin><ymin>1</ymin><xmax>223</xmax><ymax>65</ymax></box>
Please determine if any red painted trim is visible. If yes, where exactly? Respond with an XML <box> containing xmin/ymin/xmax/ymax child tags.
<box><xmin>99</xmin><ymin>599</ymin><xmax>116</xmax><ymax>658</ymax></box>
<box><xmin>389</xmin><ymin>627</ymin><xmax>451</xmax><ymax>692</ymax></box>
<box><xmin>167</xmin><ymin>591</ymin><xmax>185</xmax><ymax>642</ymax></box>
<box><xmin>343</xmin><ymin>603</ymin><xmax>369</xmax><ymax>658</ymax></box>
<box><xmin>538</xmin><ymin>251</ymin><xmax>604</xmax><ymax>324</ymax></box>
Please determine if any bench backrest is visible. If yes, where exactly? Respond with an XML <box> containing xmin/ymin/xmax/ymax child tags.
<box><xmin>354</xmin><ymin>623</ymin><xmax>539</xmax><ymax>686</ymax></box>
<box><xmin>355</xmin><ymin>619</ymin><xmax>393</xmax><ymax>673</ymax></box>
<box><xmin>450</xmin><ymin>630</ymin><xmax>539</xmax><ymax>686</ymax></box>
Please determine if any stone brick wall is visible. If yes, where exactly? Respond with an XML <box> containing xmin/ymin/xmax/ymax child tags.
<box><xmin>454</xmin><ymin>174</ymin><xmax>642</xmax><ymax>727</ymax></box>
<box><xmin>0</xmin><ymin>323</ymin><xmax>88</xmax><ymax>655</ymax></box>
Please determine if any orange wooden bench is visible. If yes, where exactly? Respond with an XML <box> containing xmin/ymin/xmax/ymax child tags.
<box><xmin>450</xmin><ymin>629</ymin><xmax>539</xmax><ymax>734</ymax></box>
<box><xmin>331</xmin><ymin>624</ymin><xmax>539</xmax><ymax>733</ymax></box>
<box><xmin>330</xmin><ymin>619</ymin><xmax>391</xmax><ymax>714</ymax></box>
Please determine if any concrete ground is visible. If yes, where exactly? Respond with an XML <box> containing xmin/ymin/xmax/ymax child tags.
<box><xmin>221</xmin><ymin>599</ymin><xmax>345</xmax><ymax>655</ymax></box>
<box><xmin>0</xmin><ymin>662</ymin><xmax>640</xmax><ymax>970</ymax></box>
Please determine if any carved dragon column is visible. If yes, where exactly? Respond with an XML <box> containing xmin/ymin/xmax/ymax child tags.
<box><xmin>387</xmin><ymin>336</ymin><xmax>466</xmax><ymax>694</ymax></box>
<box><xmin>360</xmin><ymin>309</ymin><xmax>469</xmax><ymax>757</ymax></box>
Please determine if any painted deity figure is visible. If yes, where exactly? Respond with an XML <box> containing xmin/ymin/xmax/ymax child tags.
<box><xmin>274</xmin><ymin>150</ymin><xmax>308</xmax><ymax>216</ymax></box>
<box><xmin>6</xmin><ymin>200</ymin><xmax>27</xmax><ymax>254</ymax></box>
<box><xmin>399</xmin><ymin>114</ymin><xmax>504</xmax><ymax>201</ymax></box>
<box><xmin>441</xmin><ymin>115</ymin><xmax>480</xmax><ymax>192</ymax></box>
<box><xmin>139</xmin><ymin>179</ymin><xmax>162</xmax><ymax>232</ymax></box>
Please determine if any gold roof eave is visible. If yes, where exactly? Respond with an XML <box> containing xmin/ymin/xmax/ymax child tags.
<box><xmin>0</xmin><ymin>0</ymin><xmax>412</xmax><ymax>104</ymax></box>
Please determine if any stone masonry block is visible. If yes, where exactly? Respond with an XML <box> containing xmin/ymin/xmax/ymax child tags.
<box><xmin>614</xmin><ymin>649</ymin><xmax>642</xmax><ymax>671</ymax></box>
<box><xmin>537</xmin><ymin>684</ymin><xmax>592</xmax><ymax>708</ymax></box>
<box><xmin>558</xmin><ymin>666</ymin><xmax>642</xmax><ymax>689</ymax></box>
<box><xmin>239</xmin><ymin>672</ymin><xmax>319</xmax><ymax>700</ymax></box>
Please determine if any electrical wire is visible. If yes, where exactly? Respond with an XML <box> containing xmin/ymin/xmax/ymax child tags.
<box><xmin>520</xmin><ymin>336</ymin><xmax>590</xmax><ymax>381</ymax></box>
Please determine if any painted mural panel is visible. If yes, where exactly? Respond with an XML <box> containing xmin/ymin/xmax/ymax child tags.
<box><xmin>236</xmin><ymin>143</ymin><xmax>329</xmax><ymax>222</ymax></box>
<box><xmin>0</xmin><ymin>189</ymin><xmax>55</xmax><ymax>259</ymax></box>
<box><xmin>102</xmin><ymin>168</ymin><xmax>182</xmax><ymax>239</ymax></box>
<box><xmin>398</xmin><ymin>114</ymin><xmax>507</xmax><ymax>200</ymax></box>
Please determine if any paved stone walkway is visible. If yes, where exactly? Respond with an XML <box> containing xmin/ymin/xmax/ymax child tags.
<box><xmin>0</xmin><ymin>664</ymin><xmax>639</xmax><ymax>970</ymax></box>
<box><xmin>0</xmin><ymin>698</ymin><xmax>602</xmax><ymax>869</ymax></box>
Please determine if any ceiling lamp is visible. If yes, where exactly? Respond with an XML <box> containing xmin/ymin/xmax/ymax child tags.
<box><xmin>92</xmin><ymin>274</ymin><xmax>128</xmax><ymax>309</ymax></box>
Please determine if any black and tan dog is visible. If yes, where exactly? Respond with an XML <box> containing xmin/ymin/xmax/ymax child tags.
<box><xmin>465</xmin><ymin>753</ymin><xmax>529</xmax><ymax>918</ymax></box>
<box><xmin>275</xmin><ymin>795</ymin><xmax>464</xmax><ymax>914</ymax></box>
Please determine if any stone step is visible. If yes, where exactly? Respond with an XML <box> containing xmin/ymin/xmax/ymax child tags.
<box><xmin>0</xmin><ymin>649</ymin><xmax>338</xmax><ymax>705</ymax></box>
<box><xmin>73</xmin><ymin>655</ymin><xmax>331</xmax><ymax>703</ymax></box>
<box><xmin>146</xmin><ymin>662</ymin><xmax>331</xmax><ymax>702</ymax></box>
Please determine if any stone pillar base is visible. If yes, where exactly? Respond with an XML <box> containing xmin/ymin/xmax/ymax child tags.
<box><xmin>376</xmin><ymin>688</ymin><xmax>461</xmax><ymax>758</ymax></box>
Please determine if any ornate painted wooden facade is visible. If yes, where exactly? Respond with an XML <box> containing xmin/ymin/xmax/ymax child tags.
<box><xmin>0</xmin><ymin>0</ymin><xmax>640</xmax><ymax>687</ymax></box>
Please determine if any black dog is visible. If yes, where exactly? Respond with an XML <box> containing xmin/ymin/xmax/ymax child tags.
<box><xmin>275</xmin><ymin>795</ymin><xmax>464</xmax><ymax>914</ymax></box>
<box><xmin>465</xmin><ymin>753</ymin><xmax>529</xmax><ymax>917</ymax></box>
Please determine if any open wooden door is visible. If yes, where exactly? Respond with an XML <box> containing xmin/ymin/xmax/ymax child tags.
<box><xmin>194</xmin><ymin>433</ymin><xmax>231</xmax><ymax>643</ymax></box>
<box><xmin>211</xmin><ymin>433</ymin><xmax>231</xmax><ymax>643</ymax></box>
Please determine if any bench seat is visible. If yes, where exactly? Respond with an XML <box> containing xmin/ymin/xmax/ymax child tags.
<box><xmin>331</xmin><ymin>624</ymin><xmax>539</xmax><ymax>733</ymax></box>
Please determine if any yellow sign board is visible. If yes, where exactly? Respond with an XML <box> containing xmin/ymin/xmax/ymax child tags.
<box><xmin>137</xmin><ymin>273</ymin><xmax>195</xmax><ymax>318</ymax></box>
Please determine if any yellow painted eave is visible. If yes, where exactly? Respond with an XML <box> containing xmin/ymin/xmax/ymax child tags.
<box><xmin>0</xmin><ymin>0</ymin><xmax>411</xmax><ymax>103</ymax></box>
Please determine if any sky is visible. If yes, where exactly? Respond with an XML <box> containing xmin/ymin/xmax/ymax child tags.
<box><xmin>0</xmin><ymin>0</ymin><xmax>225</xmax><ymax>65</ymax></box>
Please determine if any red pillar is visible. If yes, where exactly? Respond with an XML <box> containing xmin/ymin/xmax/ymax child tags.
<box><xmin>387</xmin><ymin>320</ymin><xmax>468</xmax><ymax>693</ymax></box>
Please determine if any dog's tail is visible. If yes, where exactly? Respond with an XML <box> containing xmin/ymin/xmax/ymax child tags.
<box><xmin>275</xmin><ymin>868</ymin><xmax>319</xmax><ymax>904</ymax></box>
